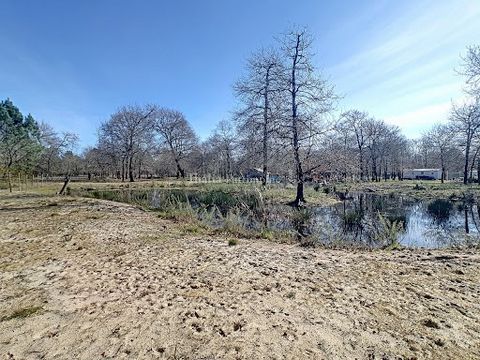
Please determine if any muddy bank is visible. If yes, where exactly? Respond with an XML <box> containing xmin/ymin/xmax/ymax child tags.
<box><xmin>0</xmin><ymin>193</ymin><xmax>479</xmax><ymax>359</ymax></box>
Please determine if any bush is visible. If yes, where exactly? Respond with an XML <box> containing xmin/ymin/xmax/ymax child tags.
<box><xmin>427</xmin><ymin>199</ymin><xmax>453</xmax><ymax>222</ymax></box>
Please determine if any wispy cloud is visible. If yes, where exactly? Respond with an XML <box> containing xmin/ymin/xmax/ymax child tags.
<box><xmin>327</xmin><ymin>0</ymin><xmax>480</xmax><ymax>135</ymax></box>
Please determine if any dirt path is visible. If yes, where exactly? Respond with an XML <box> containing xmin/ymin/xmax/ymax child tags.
<box><xmin>1</xmin><ymin>194</ymin><xmax>479</xmax><ymax>359</ymax></box>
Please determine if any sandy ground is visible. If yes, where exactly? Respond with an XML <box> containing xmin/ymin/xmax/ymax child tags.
<box><xmin>0</xmin><ymin>193</ymin><xmax>479</xmax><ymax>360</ymax></box>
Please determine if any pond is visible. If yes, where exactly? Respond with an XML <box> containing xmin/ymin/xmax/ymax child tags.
<box><xmin>77</xmin><ymin>188</ymin><xmax>480</xmax><ymax>249</ymax></box>
<box><xmin>309</xmin><ymin>193</ymin><xmax>480</xmax><ymax>248</ymax></box>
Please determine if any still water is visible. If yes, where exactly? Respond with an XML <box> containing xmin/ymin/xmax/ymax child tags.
<box><xmin>310</xmin><ymin>193</ymin><xmax>480</xmax><ymax>248</ymax></box>
<box><xmin>81</xmin><ymin>188</ymin><xmax>480</xmax><ymax>249</ymax></box>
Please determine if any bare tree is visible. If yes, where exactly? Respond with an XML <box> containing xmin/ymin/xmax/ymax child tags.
<box><xmin>423</xmin><ymin>124</ymin><xmax>457</xmax><ymax>183</ymax></box>
<box><xmin>99</xmin><ymin>105</ymin><xmax>155</xmax><ymax>182</ymax></box>
<box><xmin>338</xmin><ymin>110</ymin><xmax>369</xmax><ymax>180</ymax></box>
<box><xmin>459</xmin><ymin>45</ymin><xmax>480</xmax><ymax>96</ymax></box>
<box><xmin>379</xmin><ymin>125</ymin><xmax>406</xmax><ymax>181</ymax></box>
<box><xmin>364</xmin><ymin>118</ymin><xmax>390</xmax><ymax>182</ymax></box>
<box><xmin>38</xmin><ymin>123</ymin><xmax>78</xmax><ymax>178</ymax></box>
<box><xmin>450</xmin><ymin>99</ymin><xmax>480</xmax><ymax>184</ymax></box>
<box><xmin>207</xmin><ymin>119</ymin><xmax>237</xmax><ymax>179</ymax></box>
<box><xmin>234</xmin><ymin>48</ymin><xmax>283</xmax><ymax>186</ymax></box>
<box><xmin>279</xmin><ymin>28</ymin><xmax>336</xmax><ymax>205</ymax></box>
<box><xmin>152</xmin><ymin>108</ymin><xmax>198</xmax><ymax>179</ymax></box>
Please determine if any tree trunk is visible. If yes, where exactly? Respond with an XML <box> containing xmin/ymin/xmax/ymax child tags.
<box><xmin>295</xmin><ymin>181</ymin><xmax>304</xmax><ymax>205</ymax></box>
<box><xmin>464</xmin><ymin>138</ymin><xmax>471</xmax><ymax>185</ymax></box>
<box><xmin>291</xmin><ymin>35</ymin><xmax>305</xmax><ymax>207</ymax></box>
<box><xmin>372</xmin><ymin>160</ymin><xmax>378</xmax><ymax>182</ymax></box>
<box><xmin>359</xmin><ymin>149</ymin><xmax>364</xmax><ymax>181</ymax></box>
<box><xmin>477</xmin><ymin>157</ymin><xmax>480</xmax><ymax>184</ymax></box>
<box><xmin>470</xmin><ymin>146</ymin><xmax>480</xmax><ymax>182</ymax></box>
<box><xmin>262</xmin><ymin>103</ymin><xmax>269</xmax><ymax>186</ymax></box>
<box><xmin>128</xmin><ymin>156</ymin><xmax>134</xmax><ymax>182</ymax></box>
<box><xmin>464</xmin><ymin>207</ymin><xmax>470</xmax><ymax>233</ymax></box>
<box><xmin>226</xmin><ymin>149</ymin><xmax>232</xmax><ymax>179</ymax></box>
<box><xmin>7</xmin><ymin>170</ymin><xmax>12</xmax><ymax>193</ymax></box>
<box><xmin>293</xmin><ymin>143</ymin><xmax>304</xmax><ymax>206</ymax></box>
<box><xmin>292</xmin><ymin>110</ymin><xmax>304</xmax><ymax>205</ymax></box>
<box><xmin>261</xmin><ymin>66</ymin><xmax>271</xmax><ymax>187</ymax></box>
<box><xmin>440</xmin><ymin>153</ymin><xmax>445</xmax><ymax>184</ymax></box>
<box><xmin>121</xmin><ymin>157</ymin><xmax>125</xmax><ymax>182</ymax></box>
<box><xmin>175</xmin><ymin>158</ymin><xmax>185</xmax><ymax>179</ymax></box>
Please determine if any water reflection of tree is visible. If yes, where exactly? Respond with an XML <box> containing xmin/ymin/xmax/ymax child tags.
<box><xmin>466</xmin><ymin>202</ymin><xmax>480</xmax><ymax>233</ymax></box>
<box><xmin>338</xmin><ymin>193</ymin><xmax>408</xmax><ymax>246</ymax></box>
<box><xmin>340</xmin><ymin>193</ymin><xmax>365</xmax><ymax>241</ymax></box>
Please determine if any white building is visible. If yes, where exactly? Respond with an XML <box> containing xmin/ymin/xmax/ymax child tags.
<box><xmin>403</xmin><ymin>169</ymin><xmax>443</xmax><ymax>180</ymax></box>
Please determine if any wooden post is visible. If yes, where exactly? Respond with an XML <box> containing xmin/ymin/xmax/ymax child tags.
<box><xmin>59</xmin><ymin>176</ymin><xmax>70</xmax><ymax>195</ymax></box>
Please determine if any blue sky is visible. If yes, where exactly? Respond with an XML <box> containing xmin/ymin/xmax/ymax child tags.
<box><xmin>1</xmin><ymin>0</ymin><xmax>479</xmax><ymax>149</ymax></box>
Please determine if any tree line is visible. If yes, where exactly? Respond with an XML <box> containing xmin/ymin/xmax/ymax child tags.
<box><xmin>1</xmin><ymin>28</ymin><xmax>479</xmax><ymax>202</ymax></box>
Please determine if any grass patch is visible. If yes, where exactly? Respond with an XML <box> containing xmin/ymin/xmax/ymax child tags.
<box><xmin>181</xmin><ymin>223</ymin><xmax>207</xmax><ymax>235</ymax></box>
<box><xmin>259</xmin><ymin>228</ymin><xmax>275</xmax><ymax>240</ymax></box>
<box><xmin>285</xmin><ymin>291</ymin><xmax>296</xmax><ymax>299</ymax></box>
<box><xmin>422</xmin><ymin>318</ymin><xmax>440</xmax><ymax>329</ymax></box>
<box><xmin>1</xmin><ymin>306</ymin><xmax>43</xmax><ymax>322</ymax></box>
<box><xmin>228</xmin><ymin>239</ymin><xmax>238</xmax><ymax>246</ymax></box>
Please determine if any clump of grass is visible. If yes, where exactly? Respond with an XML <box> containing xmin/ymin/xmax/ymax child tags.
<box><xmin>228</xmin><ymin>239</ymin><xmax>238</xmax><ymax>246</ymax></box>
<box><xmin>1</xmin><ymin>306</ymin><xmax>43</xmax><ymax>322</ymax></box>
<box><xmin>285</xmin><ymin>291</ymin><xmax>295</xmax><ymax>299</ymax></box>
<box><xmin>181</xmin><ymin>223</ymin><xmax>207</xmax><ymax>234</ymax></box>
<box><xmin>233</xmin><ymin>321</ymin><xmax>243</xmax><ymax>331</ymax></box>
<box><xmin>342</xmin><ymin>210</ymin><xmax>363</xmax><ymax>229</ymax></box>
<box><xmin>220</xmin><ymin>209</ymin><xmax>250</xmax><ymax>237</ymax></box>
<box><xmin>413</xmin><ymin>183</ymin><xmax>427</xmax><ymax>191</ymax></box>
<box><xmin>290</xmin><ymin>208</ymin><xmax>313</xmax><ymax>239</ymax></box>
<box><xmin>372</xmin><ymin>212</ymin><xmax>404</xmax><ymax>249</ymax></box>
<box><xmin>259</xmin><ymin>228</ymin><xmax>274</xmax><ymax>240</ymax></box>
<box><xmin>386</xmin><ymin>213</ymin><xmax>407</xmax><ymax>228</ymax></box>
<box><xmin>422</xmin><ymin>318</ymin><xmax>440</xmax><ymax>329</ymax></box>
<box><xmin>427</xmin><ymin>199</ymin><xmax>453</xmax><ymax>222</ymax></box>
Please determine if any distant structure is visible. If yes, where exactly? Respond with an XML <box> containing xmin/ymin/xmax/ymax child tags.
<box><xmin>243</xmin><ymin>168</ymin><xmax>281</xmax><ymax>183</ymax></box>
<box><xmin>403</xmin><ymin>169</ymin><xmax>443</xmax><ymax>180</ymax></box>
<box><xmin>244</xmin><ymin>168</ymin><xmax>264</xmax><ymax>180</ymax></box>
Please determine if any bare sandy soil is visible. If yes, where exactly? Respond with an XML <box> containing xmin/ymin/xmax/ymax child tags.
<box><xmin>0</xmin><ymin>193</ymin><xmax>479</xmax><ymax>359</ymax></box>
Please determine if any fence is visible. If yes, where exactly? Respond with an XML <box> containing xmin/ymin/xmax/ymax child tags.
<box><xmin>185</xmin><ymin>174</ymin><xmax>285</xmax><ymax>184</ymax></box>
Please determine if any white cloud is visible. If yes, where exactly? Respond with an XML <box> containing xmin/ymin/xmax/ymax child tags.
<box><xmin>383</xmin><ymin>102</ymin><xmax>451</xmax><ymax>137</ymax></box>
